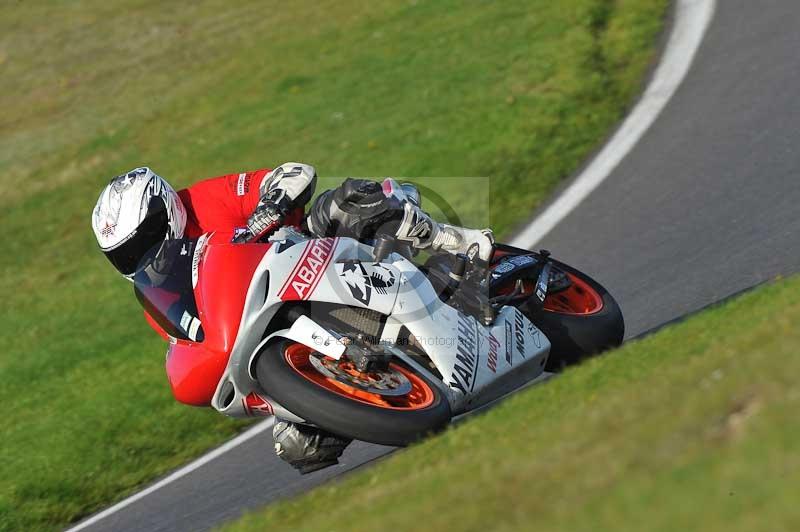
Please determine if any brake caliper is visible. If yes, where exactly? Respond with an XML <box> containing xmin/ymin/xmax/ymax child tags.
<box><xmin>341</xmin><ymin>335</ymin><xmax>392</xmax><ymax>373</ymax></box>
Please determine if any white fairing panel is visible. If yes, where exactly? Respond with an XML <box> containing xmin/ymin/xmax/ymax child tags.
<box><xmin>276</xmin><ymin>315</ymin><xmax>346</xmax><ymax>360</ymax></box>
<box><xmin>385</xmin><ymin>257</ymin><xmax>549</xmax><ymax>412</ymax></box>
<box><xmin>266</xmin><ymin>236</ymin><xmax>401</xmax><ymax>315</ymax></box>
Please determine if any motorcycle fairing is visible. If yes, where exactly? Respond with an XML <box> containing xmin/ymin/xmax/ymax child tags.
<box><xmin>205</xmin><ymin>230</ymin><xmax>550</xmax><ymax>420</ymax></box>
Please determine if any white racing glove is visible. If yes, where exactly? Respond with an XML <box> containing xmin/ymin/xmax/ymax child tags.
<box><xmin>246</xmin><ymin>162</ymin><xmax>317</xmax><ymax>240</ymax></box>
<box><xmin>247</xmin><ymin>191</ymin><xmax>290</xmax><ymax>239</ymax></box>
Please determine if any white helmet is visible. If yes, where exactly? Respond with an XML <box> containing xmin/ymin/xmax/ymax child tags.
<box><xmin>91</xmin><ymin>167</ymin><xmax>187</xmax><ymax>278</ymax></box>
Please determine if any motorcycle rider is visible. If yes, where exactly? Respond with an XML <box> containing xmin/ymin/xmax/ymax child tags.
<box><xmin>91</xmin><ymin>163</ymin><xmax>493</xmax><ymax>473</ymax></box>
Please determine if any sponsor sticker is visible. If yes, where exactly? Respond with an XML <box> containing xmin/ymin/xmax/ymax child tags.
<box><xmin>536</xmin><ymin>275</ymin><xmax>548</xmax><ymax>302</ymax></box>
<box><xmin>338</xmin><ymin>262</ymin><xmax>396</xmax><ymax>305</ymax></box>
<box><xmin>236</xmin><ymin>172</ymin><xmax>251</xmax><ymax>196</ymax></box>
<box><xmin>180</xmin><ymin>310</ymin><xmax>192</xmax><ymax>331</ymax></box>
<box><xmin>486</xmin><ymin>333</ymin><xmax>499</xmax><ymax>373</ymax></box>
<box><xmin>493</xmin><ymin>261</ymin><xmax>515</xmax><ymax>275</ymax></box>
<box><xmin>514</xmin><ymin>309</ymin><xmax>527</xmax><ymax>358</ymax></box>
<box><xmin>448</xmin><ymin>314</ymin><xmax>479</xmax><ymax>394</ymax></box>
<box><xmin>187</xmin><ymin>317</ymin><xmax>202</xmax><ymax>341</ymax></box>
<box><xmin>243</xmin><ymin>392</ymin><xmax>274</xmax><ymax>416</ymax></box>
<box><xmin>278</xmin><ymin>238</ymin><xmax>337</xmax><ymax>300</ymax></box>
<box><xmin>180</xmin><ymin>311</ymin><xmax>202</xmax><ymax>341</ymax></box>
<box><xmin>510</xmin><ymin>254</ymin><xmax>536</xmax><ymax>266</ymax></box>
<box><xmin>504</xmin><ymin>320</ymin><xmax>513</xmax><ymax>364</ymax></box>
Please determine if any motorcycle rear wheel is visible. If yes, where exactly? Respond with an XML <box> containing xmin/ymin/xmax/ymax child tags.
<box><xmin>256</xmin><ymin>339</ymin><xmax>452</xmax><ymax>446</ymax></box>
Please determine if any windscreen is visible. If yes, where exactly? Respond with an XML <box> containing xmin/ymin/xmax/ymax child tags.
<box><xmin>133</xmin><ymin>238</ymin><xmax>205</xmax><ymax>342</ymax></box>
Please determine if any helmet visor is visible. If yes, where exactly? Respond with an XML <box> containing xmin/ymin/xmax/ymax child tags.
<box><xmin>104</xmin><ymin>198</ymin><xmax>169</xmax><ymax>276</ymax></box>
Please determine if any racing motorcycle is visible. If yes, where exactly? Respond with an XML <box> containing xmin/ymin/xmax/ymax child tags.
<box><xmin>134</xmin><ymin>226</ymin><xmax>624</xmax><ymax>446</ymax></box>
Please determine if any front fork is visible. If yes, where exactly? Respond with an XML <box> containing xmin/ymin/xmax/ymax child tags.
<box><xmin>488</xmin><ymin>249</ymin><xmax>554</xmax><ymax>311</ymax></box>
<box><xmin>531</xmin><ymin>250</ymin><xmax>553</xmax><ymax>308</ymax></box>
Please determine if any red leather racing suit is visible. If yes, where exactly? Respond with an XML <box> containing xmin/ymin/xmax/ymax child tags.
<box><xmin>177</xmin><ymin>166</ymin><xmax>314</xmax><ymax>238</ymax></box>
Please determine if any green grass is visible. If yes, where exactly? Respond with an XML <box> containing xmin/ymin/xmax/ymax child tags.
<box><xmin>222</xmin><ymin>277</ymin><xmax>800</xmax><ymax>532</ymax></box>
<box><xmin>0</xmin><ymin>0</ymin><xmax>668</xmax><ymax>530</ymax></box>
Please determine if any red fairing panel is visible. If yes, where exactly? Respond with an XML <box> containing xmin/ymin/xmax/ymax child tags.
<box><xmin>166</xmin><ymin>341</ymin><xmax>230</xmax><ymax>406</ymax></box>
<box><xmin>196</xmin><ymin>232</ymin><xmax>269</xmax><ymax>355</ymax></box>
<box><xmin>166</xmin><ymin>232</ymin><xmax>271</xmax><ymax>406</ymax></box>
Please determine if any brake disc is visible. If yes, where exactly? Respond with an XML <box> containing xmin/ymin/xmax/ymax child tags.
<box><xmin>308</xmin><ymin>353</ymin><xmax>412</xmax><ymax>396</ymax></box>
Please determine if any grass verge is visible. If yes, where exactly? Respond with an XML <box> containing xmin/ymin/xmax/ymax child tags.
<box><xmin>0</xmin><ymin>0</ymin><xmax>667</xmax><ymax>530</ymax></box>
<box><xmin>222</xmin><ymin>276</ymin><xmax>800</xmax><ymax>532</ymax></box>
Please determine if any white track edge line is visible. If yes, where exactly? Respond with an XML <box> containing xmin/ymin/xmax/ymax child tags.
<box><xmin>65</xmin><ymin>419</ymin><xmax>274</xmax><ymax>532</ymax></box>
<box><xmin>510</xmin><ymin>0</ymin><xmax>717</xmax><ymax>249</ymax></box>
<box><xmin>66</xmin><ymin>2</ymin><xmax>715</xmax><ymax>529</ymax></box>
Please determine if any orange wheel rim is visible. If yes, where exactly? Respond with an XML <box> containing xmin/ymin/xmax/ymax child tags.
<box><xmin>543</xmin><ymin>273</ymin><xmax>604</xmax><ymax>315</ymax></box>
<box><xmin>495</xmin><ymin>272</ymin><xmax>604</xmax><ymax>315</ymax></box>
<box><xmin>284</xmin><ymin>344</ymin><xmax>435</xmax><ymax>410</ymax></box>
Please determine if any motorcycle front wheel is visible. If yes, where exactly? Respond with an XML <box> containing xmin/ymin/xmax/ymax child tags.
<box><xmin>521</xmin><ymin>259</ymin><xmax>624</xmax><ymax>370</ymax></box>
<box><xmin>255</xmin><ymin>339</ymin><xmax>452</xmax><ymax>446</ymax></box>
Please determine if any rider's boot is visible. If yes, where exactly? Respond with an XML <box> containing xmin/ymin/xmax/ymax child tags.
<box><xmin>394</xmin><ymin>200</ymin><xmax>494</xmax><ymax>264</ymax></box>
<box><xmin>272</xmin><ymin>420</ymin><xmax>352</xmax><ymax>474</ymax></box>
<box><xmin>392</xmin><ymin>195</ymin><xmax>496</xmax><ymax>323</ymax></box>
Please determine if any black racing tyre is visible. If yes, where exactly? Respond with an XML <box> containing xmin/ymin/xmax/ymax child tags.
<box><xmin>521</xmin><ymin>259</ymin><xmax>624</xmax><ymax>371</ymax></box>
<box><xmin>255</xmin><ymin>339</ymin><xmax>452</xmax><ymax>446</ymax></box>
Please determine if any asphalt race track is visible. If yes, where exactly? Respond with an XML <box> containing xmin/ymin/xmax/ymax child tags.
<box><xmin>539</xmin><ymin>0</ymin><xmax>800</xmax><ymax>339</ymax></box>
<box><xmin>70</xmin><ymin>1</ymin><xmax>800</xmax><ymax>530</ymax></box>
